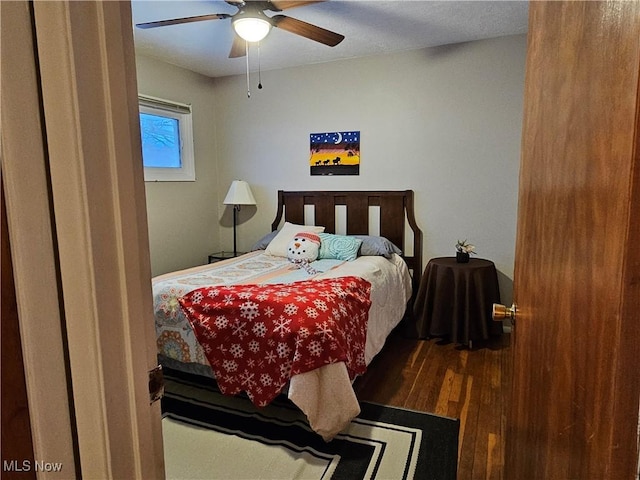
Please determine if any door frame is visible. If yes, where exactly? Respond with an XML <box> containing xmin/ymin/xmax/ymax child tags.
<box><xmin>2</xmin><ymin>1</ymin><xmax>77</xmax><ymax>475</ymax></box>
<box><xmin>2</xmin><ymin>1</ymin><xmax>164</xmax><ymax>477</ymax></box>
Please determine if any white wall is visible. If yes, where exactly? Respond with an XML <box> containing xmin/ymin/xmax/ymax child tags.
<box><xmin>137</xmin><ymin>34</ymin><xmax>526</xmax><ymax>303</ymax></box>
<box><xmin>212</xmin><ymin>35</ymin><xmax>526</xmax><ymax>304</ymax></box>
<box><xmin>136</xmin><ymin>55</ymin><xmax>220</xmax><ymax>276</ymax></box>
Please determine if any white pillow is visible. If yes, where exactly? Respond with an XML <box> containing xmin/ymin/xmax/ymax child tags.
<box><xmin>264</xmin><ymin>222</ymin><xmax>325</xmax><ymax>257</ymax></box>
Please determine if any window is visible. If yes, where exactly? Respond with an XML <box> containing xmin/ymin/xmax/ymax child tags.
<box><xmin>138</xmin><ymin>94</ymin><xmax>195</xmax><ymax>181</ymax></box>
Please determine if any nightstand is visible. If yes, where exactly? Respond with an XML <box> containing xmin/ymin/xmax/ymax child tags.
<box><xmin>208</xmin><ymin>251</ymin><xmax>245</xmax><ymax>264</ymax></box>
<box><xmin>412</xmin><ymin>257</ymin><xmax>502</xmax><ymax>348</ymax></box>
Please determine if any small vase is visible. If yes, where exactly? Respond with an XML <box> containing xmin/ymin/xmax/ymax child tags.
<box><xmin>456</xmin><ymin>251</ymin><xmax>470</xmax><ymax>263</ymax></box>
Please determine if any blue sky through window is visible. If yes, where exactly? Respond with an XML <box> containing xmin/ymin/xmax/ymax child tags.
<box><xmin>140</xmin><ymin>112</ymin><xmax>181</xmax><ymax>168</ymax></box>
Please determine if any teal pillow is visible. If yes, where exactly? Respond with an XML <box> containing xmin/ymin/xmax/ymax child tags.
<box><xmin>318</xmin><ymin>233</ymin><xmax>362</xmax><ymax>261</ymax></box>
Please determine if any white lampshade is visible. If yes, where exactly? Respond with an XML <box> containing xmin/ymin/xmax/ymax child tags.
<box><xmin>233</xmin><ymin>17</ymin><xmax>271</xmax><ymax>43</ymax></box>
<box><xmin>223</xmin><ymin>180</ymin><xmax>257</xmax><ymax>206</ymax></box>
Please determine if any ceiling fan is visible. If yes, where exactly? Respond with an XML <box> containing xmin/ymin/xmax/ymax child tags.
<box><xmin>135</xmin><ymin>0</ymin><xmax>345</xmax><ymax>59</ymax></box>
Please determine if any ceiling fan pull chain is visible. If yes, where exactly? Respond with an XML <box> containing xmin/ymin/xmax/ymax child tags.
<box><xmin>245</xmin><ymin>40</ymin><xmax>251</xmax><ymax>98</ymax></box>
<box><xmin>258</xmin><ymin>42</ymin><xmax>263</xmax><ymax>90</ymax></box>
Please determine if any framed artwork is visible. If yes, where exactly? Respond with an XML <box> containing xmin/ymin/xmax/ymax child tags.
<box><xmin>309</xmin><ymin>131</ymin><xmax>360</xmax><ymax>176</ymax></box>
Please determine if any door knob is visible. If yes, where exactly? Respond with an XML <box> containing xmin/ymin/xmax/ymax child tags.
<box><xmin>492</xmin><ymin>303</ymin><xmax>517</xmax><ymax>323</ymax></box>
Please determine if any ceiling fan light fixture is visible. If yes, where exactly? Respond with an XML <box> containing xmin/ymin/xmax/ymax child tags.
<box><xmin>233</xmin><ymin>17</ymin><xmax>271</xmax><ymax>42</ymax></box>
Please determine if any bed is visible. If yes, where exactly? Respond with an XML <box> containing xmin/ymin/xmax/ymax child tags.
<box><xmin>153</xmin><ymin>190</ymin><xmax>423</xmax><ymax>440</ymax></box>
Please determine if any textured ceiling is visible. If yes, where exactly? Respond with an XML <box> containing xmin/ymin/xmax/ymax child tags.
<box><xmin>131</xmin><ymin>1</ymin><xmax>529</xmax><ymax>78</ymax></box>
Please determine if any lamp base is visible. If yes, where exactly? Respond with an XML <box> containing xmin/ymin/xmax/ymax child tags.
<box><xmin>232</xmin><ymin>204</ymin><xmax>239</xmax><ymax>257</ymax></box>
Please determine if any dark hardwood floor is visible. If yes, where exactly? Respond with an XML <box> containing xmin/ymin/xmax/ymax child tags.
<box><xmin>353</xmin><ymin>329</ymin><xmax>511</xmax><ymax>480</ymax></box>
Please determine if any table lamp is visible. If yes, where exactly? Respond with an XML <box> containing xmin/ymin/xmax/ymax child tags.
<box><xmin>223</xmin><ymin>180</ymin><xmax>257</xmax><ymax>256</ymax></box>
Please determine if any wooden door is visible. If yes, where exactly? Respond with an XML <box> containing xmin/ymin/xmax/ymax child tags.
<box><xmin>506</xmin><ymin>2</ymin><xmax>640</xmax><ymax>479</ymax></box>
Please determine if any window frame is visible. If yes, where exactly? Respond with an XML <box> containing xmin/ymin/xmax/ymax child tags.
<box><xmin>138</xmin><ymin>94</ymin><xmax>195</xmax><ymax>182</ymax></box>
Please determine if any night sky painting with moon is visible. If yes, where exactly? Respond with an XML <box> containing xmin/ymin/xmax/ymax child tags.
<box><xmin>310</xmin><ymin>131</ymin><xmax>360</xmax><ymax>176</ymax></box>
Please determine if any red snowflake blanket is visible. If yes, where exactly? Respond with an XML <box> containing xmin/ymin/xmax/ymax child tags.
<box><xmin>178</xmin><ymin>276</ymin><xmax>371</xmax><ymax>407</ymax></box>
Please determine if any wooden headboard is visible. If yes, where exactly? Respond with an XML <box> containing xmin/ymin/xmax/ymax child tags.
<box><xmin>271</xmin><ymin>190</ymin><xmax>423</xmax><ymax>286</ymax></box>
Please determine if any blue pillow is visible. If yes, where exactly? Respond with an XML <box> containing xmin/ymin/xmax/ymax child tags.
<box><xmin>353</xmin><ymin>235</ymin><xmax>403</xmax><ymax>258</ymax></box>
<box><xmin>318</xmin><ymin>233</ymin><xmax>362</xmax><ymax>261</ymax></box>
<box><xmin>250</xmin><ymin>230</ymin><xmax>277</xmax><ymax>251</ymax></box>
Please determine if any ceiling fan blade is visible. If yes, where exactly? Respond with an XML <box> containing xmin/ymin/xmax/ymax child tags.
<box><xmin>269</xmin><ymin>1</ymin><xmax>325</xmax><ymax>11</ymax></box>
<box><xmin>271</xmin><ymin>15</ymin><xmax>344</xmax><ymax>47</ymax></box>
<box><xmin>229</xmin><ymin>34</ymin><xmax>247</xmax><ymax>58</ymax></box>
<box><xmin>136</xmin><ymin>13</ymin><xmax>230</xmax><ymax>29</ymax></box>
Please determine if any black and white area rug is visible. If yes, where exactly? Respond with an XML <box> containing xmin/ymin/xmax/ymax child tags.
<box><xmin>162</xmin><ymin>369</ymin><xmax>459</xmax><ymax>480</ymax></box>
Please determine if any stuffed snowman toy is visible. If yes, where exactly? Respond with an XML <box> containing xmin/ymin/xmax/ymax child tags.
<box><xmin>287</xmin><ymin>232</ymin><xmax>321</xmax><ymax>274</ymax></box>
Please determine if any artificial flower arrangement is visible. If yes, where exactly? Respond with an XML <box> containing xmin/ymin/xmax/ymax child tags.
<box><xmin>455</xmin><ymin>239</ymin><xmax>477</xmax><ymax>255</ymax></box>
